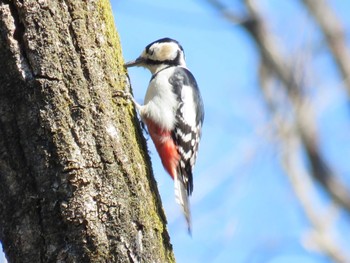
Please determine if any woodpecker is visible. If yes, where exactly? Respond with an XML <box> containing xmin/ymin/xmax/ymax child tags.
<box><xmin>123</xmin><ymin>38</ymin><xmax>204</xmax><ymax>233</ymax></box>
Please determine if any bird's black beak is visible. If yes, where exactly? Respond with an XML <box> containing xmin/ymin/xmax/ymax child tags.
<box><xmin>124</xmin><ymin>57</ymin><xmax>144</xmax><ymax>68</ymax></box>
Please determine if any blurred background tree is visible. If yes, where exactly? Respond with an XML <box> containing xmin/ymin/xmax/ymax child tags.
<box><xmin>207</xmin><ymin>0</ymin><xmax>350</xmax><ymax>262</ymax></box>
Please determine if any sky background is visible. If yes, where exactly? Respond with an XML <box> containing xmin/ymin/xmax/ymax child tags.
<box><xmin>1</xmin><ymin>1</ymin><xmax>350</xmax><ymax>263</ymax></box>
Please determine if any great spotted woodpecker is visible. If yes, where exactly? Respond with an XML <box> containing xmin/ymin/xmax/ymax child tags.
<box><xmin>123</xmin><ymin>38</ymin><xmax>204</xmax><ymax>233</ymax></box>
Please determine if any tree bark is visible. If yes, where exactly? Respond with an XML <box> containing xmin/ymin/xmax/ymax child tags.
<box><xmin>0</xmin><ymin>0</ymin><xmax>175</xmax><ymax>262</ymax></box>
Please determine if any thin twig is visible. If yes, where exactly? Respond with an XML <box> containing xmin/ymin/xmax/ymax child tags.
<box><xmin>301</xmin><ymin>0</ymin><xmax>350</xmax><ymax>99</ymax></box>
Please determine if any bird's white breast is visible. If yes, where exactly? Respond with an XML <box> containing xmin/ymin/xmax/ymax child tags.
<box><xmin>142</xmin><ymin>67</ymin><xmax>179</xmax><ymax>130</ymax></box>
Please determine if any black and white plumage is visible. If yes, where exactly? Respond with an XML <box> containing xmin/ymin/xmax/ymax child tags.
<box><xmin>124</xmin><ymin>38</ymin><xmax>204</xmax><ymax>233</ymax></box>
<box><xmin>169</xmin><ymin>67</ymin><xmax>204</xmax><ymax>195</ymax></box>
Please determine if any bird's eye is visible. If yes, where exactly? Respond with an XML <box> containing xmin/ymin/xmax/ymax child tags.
<box><xmin>148</xmin><ymin>48</ymin><xmax>154</xmax><ymax>56</ymax></box>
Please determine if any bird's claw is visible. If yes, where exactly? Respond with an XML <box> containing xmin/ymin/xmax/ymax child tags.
<box><xmin>113</xmin><ymin>90</ymin><xmax>133</xmax><ymax>101</ymax></box>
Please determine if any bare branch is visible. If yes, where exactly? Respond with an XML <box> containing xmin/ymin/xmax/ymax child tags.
<box><xmin>243</xmin><ymin>0</ymin><xmax>350</xmax><ymax>213</ymax></box>
<box><xmin>301</xmin><ymin>0</ymin><xmax>350</xmax><ymax>98</ymax></box>
<box><xmin>281</xmin><ymin>129</ymin><xmax>350</xmax><ymax>263</ymax></box>
<box><xmin>260</xmin><ymin>63</ymin><xmax>350</xmax><ymax>263</ymax></box>
<box><xmin>208</xmin><ymin>1</ymin><xmax>350</xmax><ymax>261</ymax></box>
<box><xmin>209</xmin><ymin>0</ymin><xmax>350</xmax><ymax>216</ymax></box>
<box><xmin>206</xmin><ymin>0</ymin><xmax>249</xmax><ymax>25</ymax></box>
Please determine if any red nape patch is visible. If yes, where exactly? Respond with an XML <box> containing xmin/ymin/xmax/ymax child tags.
<box><xmin>145</xmin><ymin>120</ymin><xmax>179</xmax><ymax>180</ymax></box>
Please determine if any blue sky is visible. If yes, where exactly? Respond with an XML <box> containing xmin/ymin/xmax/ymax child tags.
<box><xmin>1</xmin><ymin>1</ymin><xmax>350</xmax><ymax>263</ymax></box>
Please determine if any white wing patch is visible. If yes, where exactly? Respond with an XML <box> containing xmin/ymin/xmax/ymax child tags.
<box><xmin>180</xmin><ymin>84</ymin><xmax>197</xmax><ymax>127</ymax></box>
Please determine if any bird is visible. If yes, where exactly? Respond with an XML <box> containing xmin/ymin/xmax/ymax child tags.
<box><xmin>122</xmin><ymin>37</ymin><xmax>204</xmax><ymax>233</ymax></box>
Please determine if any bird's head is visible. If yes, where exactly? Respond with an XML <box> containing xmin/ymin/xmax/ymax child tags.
<box><xmin>125</xmin><ymin>38</ymin><xmax>186</xmax><ymax>74</ymax></box>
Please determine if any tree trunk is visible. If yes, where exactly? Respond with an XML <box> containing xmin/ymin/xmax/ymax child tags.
<box><xmin>0</xmin><ymin>0</ymin><xmax>175</xmax><ymax>262</ymax></box>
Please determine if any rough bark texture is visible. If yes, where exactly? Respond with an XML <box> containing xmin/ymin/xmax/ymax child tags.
<box><xmin>0</xmin><ymin>0</ymin><xmax>175</xmax><ymax>262</ymax></box>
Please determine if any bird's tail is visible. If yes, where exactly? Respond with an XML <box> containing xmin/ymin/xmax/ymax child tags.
<box><xmin>174</xmin><ymin>174</ymin><xmax>192</xmax><ymax>235</ymax></box>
